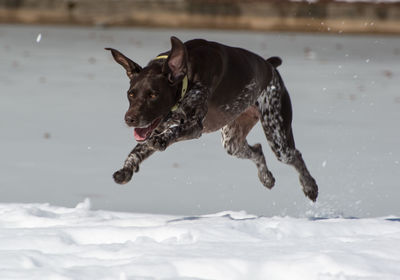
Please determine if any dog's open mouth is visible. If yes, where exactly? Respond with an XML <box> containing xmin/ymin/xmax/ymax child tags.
<box><xmin>134</xmin><ymin>117</ymin><xmax>162</xmax><ymax>142</ymax></box>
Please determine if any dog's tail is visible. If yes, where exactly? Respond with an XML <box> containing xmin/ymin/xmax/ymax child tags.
<box><xmin>266</xmin><ymin>56</ymin><xmax>282</xmax><ymax>68</ymax></box>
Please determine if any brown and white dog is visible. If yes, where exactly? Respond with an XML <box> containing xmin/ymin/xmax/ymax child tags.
<box><xmin>106</xmin><ymin>37</ymin><xmax>318</xmax><ymax>201</ymax></box>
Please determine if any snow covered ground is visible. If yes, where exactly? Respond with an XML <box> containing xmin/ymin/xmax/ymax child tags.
<box><xmin>0</xmin><ymin>25</ymin><xmax>399</xmax><ymax>219</ymax></box>
<box><xmin>0</xmin><ymin>199</ymin><xmax>399</xmax><ymax>280</ymax></box>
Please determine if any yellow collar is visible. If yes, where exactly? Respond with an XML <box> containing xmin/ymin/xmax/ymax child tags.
<box><xmin>171</xmin><ymin>75</ymin><xmax>188</xmax><ymax>112</ymax></box>
<box><xmin>155</xmin><ymin>55</ymin><xmax>168</xmax><ymax>60</ymax></box>
<box><xmin>155</xmin><ymin>55</ymin><xmax>188</xmax><ymax>112</ymax></box>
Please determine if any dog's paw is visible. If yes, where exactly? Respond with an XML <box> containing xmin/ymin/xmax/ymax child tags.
<box><xmin>113</xmin><ymin>168</ymin><xmax>133</xmax><ymax>184</ymax></box>
<box><xmin>149</xmin><ymin>135</ymin><xmax>168</xmax><ymax>151</ymax></box>
<box><xmin>300</xmin><ymin>176</ymin><xmax>318</xmax><ymax>202</ymax></box>
<box><xmin>258</xmin><ymin>168</ymin><xmax>275</xmax><ymax>189</ymax></box>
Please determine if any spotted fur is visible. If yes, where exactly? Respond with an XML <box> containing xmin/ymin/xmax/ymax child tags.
<box><xmin>115</xmin><ymin>65</ymin><xmax>318</xmax><ymax>201</ymax></box>
<box><xmin>258</xmin><ymin>69</ymin><xmax>317</xmax><ymax>200</ymax></box>
<box><xmin>221</xmin><ymin>106</ymin><xmax>275</xmax><ymax>189</ymax></box>
<box><xmin>220</xmin><ymin>67</ymin><xmax>318</xmax><ymax>201</ymax></box>
<box><xmin>113</xmin><ymin>82</ymin><xmax>209</xmax><ymax>184</ymax></box>
<box><xmin>108</xmin><ymin>37</ymin><xmax>318</xmax><ymax>202</ymax></box>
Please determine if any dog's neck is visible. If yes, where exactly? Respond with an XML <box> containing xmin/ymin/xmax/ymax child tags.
<box><xmin>171</xmin><ymin>75</ymin><xmax>188</xmax><ymax>112</ymax></box>
<box><xmin>154</xmin><ymin>55</ymin><xmax>188</xmax><ymax>112</ymax></box>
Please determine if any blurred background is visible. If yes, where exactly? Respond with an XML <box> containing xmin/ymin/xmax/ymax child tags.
<box><xmin>1</xmin><ymin>0</ymin><xmax>400</xmax><ymax>33</ymax></box>
<box><xmin>0</xmin><ymin>0</ymin><xmax>399</xmax><ymax>218</ymax></box>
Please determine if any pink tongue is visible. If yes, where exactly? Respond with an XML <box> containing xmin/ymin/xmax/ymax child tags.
<box><xmin>133</xmin><ymin>118</ymin><xmax>161</xmax><ymax>142</ymax></box>
<box><xmin>134</xmin><ymin>126</ymin><xmax>152</xmax><ymax>141</ymax></box>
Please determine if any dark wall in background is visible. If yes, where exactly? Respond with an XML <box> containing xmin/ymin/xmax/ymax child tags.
<box><xmin>1</xmin><ymin>0</ymin><xmax>400</xmax><ymax>34</ymax></box>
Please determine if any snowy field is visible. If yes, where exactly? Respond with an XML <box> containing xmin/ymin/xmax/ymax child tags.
<box><xmin>1</xmin><ymin>199</ymin><xmax>400</xmax><ymax>279</ymax></box>
<box><xmin>0</xmin><ymin>24</ymin><xmax>400</xmax><ymax>279</ymax></box>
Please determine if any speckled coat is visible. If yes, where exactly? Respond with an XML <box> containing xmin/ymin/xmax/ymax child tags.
<box><xmin>107</xmin><ymin>37</ymin><xmax>318</xmax><ymax>201</ymax></box>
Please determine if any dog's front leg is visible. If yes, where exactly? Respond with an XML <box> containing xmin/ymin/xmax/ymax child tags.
<box><xmin>113</xmin><ymin>114</ymin><xmax>203</xmax><ymax>184</ymax></box>
<box><xmin>114</xmin><ymin>84</ymin><xmax>208</xmax><ymax>184</ymax></box>
<box><xmin>113</xmin><ymin>143</ymin><xmax>155</xmax><ymax>184</ymax></box>
<box><xmin>149</xmin><ymin>83</ymin><xmax>209</xmax><ymax>150</ymax></box>
<box><xmin>149</xmin><ymin>121</ymin><xmax>203</xmax><ymax>151</ymax></box>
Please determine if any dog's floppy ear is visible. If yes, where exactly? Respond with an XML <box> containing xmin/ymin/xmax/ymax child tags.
<box><xmin>105</xmin><ymin>48</ymin><xmax>142</xmax><ymax>79</ymax></box>
<box><xmin>163</xmin><ymin>36</ymin><xmax>187</xmax><ymax>84</ymax></box>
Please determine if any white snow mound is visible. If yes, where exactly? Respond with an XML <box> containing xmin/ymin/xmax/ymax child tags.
<box><xmin>0</xmin><ymin>200</ymin><xmax>399</xmax><ymax>280</ymax></box>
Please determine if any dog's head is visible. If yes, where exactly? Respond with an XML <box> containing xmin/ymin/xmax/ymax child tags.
<box><xmin>106</xmin><ymin>36</ymin><xmax>188</xmax><ymax>141</ymax></box>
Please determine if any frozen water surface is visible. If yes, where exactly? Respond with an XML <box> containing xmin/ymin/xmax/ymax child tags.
<box><xmin>0</xmin><ymin>24</ymin><xmax>399</xmax><ymax>218</ymax></box>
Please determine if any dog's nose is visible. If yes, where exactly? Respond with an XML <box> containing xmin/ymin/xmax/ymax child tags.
<box><xmin>125</xmin><ymin>115</ymin><xmax>136</xmax><ymax>126</ymax></box>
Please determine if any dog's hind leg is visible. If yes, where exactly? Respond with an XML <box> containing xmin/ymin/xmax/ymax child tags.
<box><xmin>257</xmin><ymin>69</ymin><xmax>318</xmax><ymax>201</ymax></box>
<box><xmin>221</xmin><ymin>106</ymin><xmax>275</xmax><ymax>189</ymax></box>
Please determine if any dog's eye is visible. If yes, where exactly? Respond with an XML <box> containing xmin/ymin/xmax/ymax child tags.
<box><xmin>149</xmin><ymin>92</ymin><xmax>158</xmax><ymax>100</ymax></box>
<box><xmin>128</xmin><ymin>93</ymin><xmax>134</xmax><ymax>98</ymax></box>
